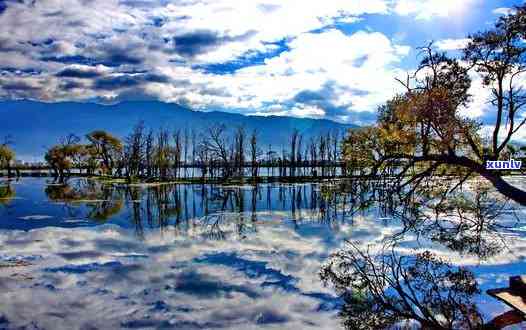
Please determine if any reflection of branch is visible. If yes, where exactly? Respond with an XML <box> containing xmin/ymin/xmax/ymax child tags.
<box><xmin>448</xmin><ymin>170</ymin><xmax>474</xmax><ymax>194</ymax></box>
<box><xmin>202</xmin><ymin>214</ymin><xmax>226</xmax><ymax>240</ymax></box>
<box><xmin>320</xmin><ymin>242</ymin><xmax>484</xmax><ymax>330</ymax></box>
<box><xmin>334</xmin><ymin>175</ymin><xmax>519</xmax><ymax>260</ymax></box>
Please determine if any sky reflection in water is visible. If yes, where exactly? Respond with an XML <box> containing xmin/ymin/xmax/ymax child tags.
<box><xmin>0</xmin><ymin>177</ymin><xmax>525</xmax><ymax>329</ymax></box>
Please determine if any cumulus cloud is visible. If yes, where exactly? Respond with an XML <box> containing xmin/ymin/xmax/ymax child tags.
<box><xmin>435</xmin><ymin>38</ymin><xmax>471</xmax><ymax>51</ymax></box>
<box><xmin>394</xmin><ymin>0</ymin><xmax>478</xmax><ymax>20</ymax></box>
<box><xmin>170</xmin><ymin>29</ymin><xmax>410</xmax><ymax>122</ymax></box>
<box><xmin>0</xmin><ymin>0</ymin><xmax>503</xmax><ymax>125</ymax></box>
<box><xmin>0</xmin><ymin>0</ymin><xmax>412</xmax><ymax>123</ymax></box>
<box><xmin>492</xmin><ymin>7</ymin><xmax>515</xmax><ymax>16</ymax></box>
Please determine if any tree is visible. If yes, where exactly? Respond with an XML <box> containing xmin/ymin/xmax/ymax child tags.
<box><xmin>286</xmin><ymin>129</ymin><xmax>300</xmax><ymax>177</ymax></box>
<box><xmin>343</xmin><ymin>6</ymin><xmax>526</xmax><ymax>205</ymax></box>
<box><xmin>156</xmin><ymin>129</ymin><xmax>169</xmax><ymax>179</ymax></box>
<box><xmin>184</xmin><ymin>127</ymin><xmax>189</xmax><ymax>176</ymax></box>
<box><xmin>0</xmin><ymin>184</ymin><xmax>15</xmax><ymax>206</ymax></box>
<box><xmin>342</xmin><ymin>127</ymin><xmax>384</xmax><ymax>176</ymax></box>
<box><xmin>144</xmin><ymin>130</ymin><xmax>154</xmax><ymax>177</ymax></box>
<box><xmin>123</xmin><ymin>122</ymin><xmax>145</xmax><ymax>180</ymax></box>
<box><xmin>202</xmin><ymin>124</ymin><xmax>231</xmax><ymax>178</ymax></box>
<box><xmin>45</xmin><ymin>138</ymin><xmax>85</xmax><ymax>180</ymax></box>
<box><xmin>234</xmin><ymin>126</ymin><xmax>246</xmax><ymax>175</ymax></box>
<box><xmin>86</xmin><ymin>130</ymin><xmax>123</xmax><ymax>175</ymax></box>
<box><xmin>0</xmin><ymin>144</ymin><xmax>15</xmax><ymax>177</ymax></box>
<box><xmin>172</xmin><ymin>129</ymin><xmax>182</xmax><ymax>179</ymax></box>
<box><xmin>0</xmin><ymin>135</ymin><xmax>16</xmax><ymax>177</ymax></box>
<box><xmin>464</xmin><ymin>6</ymin><xmax>526</xmax><ymax>158</ymax></box>
<box><xmin>249</xmin><ymin>129</ymin><xmax>261</xmax><ymax>177</ymax></box>
<box><xmin>319</xmin><ymin>134</ymin><xmax>327</xmax><ymax>176</ymax></box>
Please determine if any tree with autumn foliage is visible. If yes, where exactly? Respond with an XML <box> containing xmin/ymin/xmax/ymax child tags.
<box><xmin>0</xmin><ymin>144</ymin><xmax>15</xmax><ymax>177</ymax></box>
<box><xmin>45</xmin><ymin>134</ymin><xmax>86</xmax><ymax>180</ymax></box>
<box><xmin>86</xmin><ymin>130</ymin><xmax>123</xmax><ymax>175</ymax></box>
<box><xmin>343</xmin><ymin>6</ymin><xmax>526</xmax><ymax>205</ymax></box>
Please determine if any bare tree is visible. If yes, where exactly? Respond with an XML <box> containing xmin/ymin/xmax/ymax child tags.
<box><xmin>183</xmin><ymin>127</ymin><xmax>189</xmax><ymax>178</ymax></box>
<box><xmin>157</xmin><ymin>129</ymin><xmax>169</xmax><ymax>180</ymax></box>
<box><xmin>250</xmin><ymin>129</ymin><xmax>261</xmax><ymax>177</ymax></box>
<box><xmin>290</xmin><ymin>129</ymin><xmax>300</xmax><ymax>177</ymax></box>
<box><xmin>203</xmin><ymin>124</ymin><xmax>231</xmax><ymax>178</ymax></box>
<box><xmin>172</xmin><ymin>129</ymin><xmax>182</xmax><ymax>179</ymax></box>
<box><xmin>123</xmin><ymin>121</ymin><xmax>145</xmax><ymax>180</ymax></box>
<box><xmin>144</xmin><ymin>130</ymin><xmax>154</xmax><ymax>177</ymax></box>
<box><xmin>234</xmin><ymin>126</ymin><xmax>246</xmax><ymax>175</ymax></box>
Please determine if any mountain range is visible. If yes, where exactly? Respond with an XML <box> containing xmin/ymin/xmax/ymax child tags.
<box><xmin>0</xmin><ymin>100</ymin><xmax>357</xmax><ymax>160</ymax></box>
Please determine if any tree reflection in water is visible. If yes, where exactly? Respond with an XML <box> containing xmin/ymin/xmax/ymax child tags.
<box><xmin>42</xmin><ymin>179</ymin><xmax>356</xmax><ymax>239</ymax></box>
<box><xmin>114</xmin><ymin>182</ymin><xmax>337</xmax><ymax>242</ymax></box>
<box><xmin>320</xmin><ymin>243</ymin><xmax>483</xmax><ymax>330</ymax></box>
<box><xmin>0</xmin><ymin>181</ymin><xmax>15</xmax><ymax>207</ymax></box>
<box><xmin>45</xmin><ymin>179</ymin><xmax>124</xmax><ymax>222</ymax></box>
<box><xmin>320</xmin><ymin>176</ymin><xmax>525</xmax><ymax>329</ymax></box>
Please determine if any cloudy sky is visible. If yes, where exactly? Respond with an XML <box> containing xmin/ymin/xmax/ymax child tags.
<box><xmin>0</xmin><ymin>0</ymin><xmax>523</xmax><ymax>125</ymax></box>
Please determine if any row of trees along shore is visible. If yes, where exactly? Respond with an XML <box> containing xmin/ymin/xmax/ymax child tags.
<box><xmin>37</xmin><ymin>124</ymin><xmax>346</xmax><ymax>182</ymax></box>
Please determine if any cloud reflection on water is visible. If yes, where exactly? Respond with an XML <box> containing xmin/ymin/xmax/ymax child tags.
<box><xmin>0</xmin><ymin>178</ymin><xmax>524</xmax><ymax>329</ymax></box>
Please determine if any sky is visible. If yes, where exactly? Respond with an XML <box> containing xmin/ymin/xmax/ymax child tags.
<box><xmin>0</xmin><ymin>0</ymin><xmax>524</xmax><ymax>127</ymax></box>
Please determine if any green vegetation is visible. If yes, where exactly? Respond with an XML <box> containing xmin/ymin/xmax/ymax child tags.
<box><xmin>0</xmin><ymin>141</ymin><xmax>15</xmax><ymax>177</ymax></box>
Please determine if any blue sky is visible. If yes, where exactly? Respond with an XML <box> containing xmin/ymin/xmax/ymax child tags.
<box><xmin>0</xmin><ymin>0</ymin><xmax>524</xmax><ymax>127</ymax></box>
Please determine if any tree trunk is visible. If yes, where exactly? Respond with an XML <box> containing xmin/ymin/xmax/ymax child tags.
<box><xmin>480</xmin><ymin>171</ymin><xmax>526</xmax><ymax>206</ymax></box>
<box><xmin>484</xmin><ymin>310</ymin><xmax>525</xmax><ymax>329</ymax></box>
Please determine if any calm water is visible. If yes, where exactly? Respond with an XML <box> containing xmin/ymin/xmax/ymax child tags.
<box><xmin>0</xmin><ymin>177</ymin><xmax>525</xmax><ymax>329</ymax></box>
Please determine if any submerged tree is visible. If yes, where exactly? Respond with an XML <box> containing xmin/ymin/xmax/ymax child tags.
<box><xmin>202</xmin><ymin>124</ymin><xmax>232</xmax><ymax>178</ymax></box>
<box><xmin>250</xmin><ymin>129</ymin><xmax>261</xmax><ymax>177</ymax></box>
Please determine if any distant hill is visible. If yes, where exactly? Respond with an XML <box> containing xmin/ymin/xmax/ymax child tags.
<box><xmin>0</xmin><ymin>100</ymin><xmax>357</xmax><ymax>160</ymax></box>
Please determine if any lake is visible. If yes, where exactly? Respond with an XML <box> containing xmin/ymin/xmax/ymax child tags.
<box><xmin>0</xmin><ymin>177</ymin><xmax>525</xmax><ymax>329</ymax></box>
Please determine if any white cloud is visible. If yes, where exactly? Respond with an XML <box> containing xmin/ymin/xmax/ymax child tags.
<box><xmin>394</xmin><ymin>0</ymin><xmax>478</xmax><ymax>20</ymax></box>
<box><xmin>154</xmin><ymin>0</ymin><xmax>391</xmax><ymax>63</ymax></box>
<box><xmin>492</xmin><ymin>7</ymin><xmax>514</xmax><ymax>16</ymax></box>
<box><xmin>435</xmin><ymin>38</ymin><xmax>471</xmax><ymax>51</ymax></box>
<box><xmin>479</xmin><ymin>122</ymin><xmax>526</xmax><ymax>144</ymax></box>
<box><xmin>289</xmin><ymin>105</ymin><xmax>326</xmax><ymax>118</ymax></box>
<box><xmin>0</xmin><ymin>0</ymin><xmax>412</xmax><ymax>123</ymax></box>
<box><xmin>459</xmin><ymin>72</ymin><xmax>490</xmax><ymax>119</ymax></box>
<box><xmin>18</xmin><ymin>215</ymin><xmax>54</xmax><ymax>220</ymax></box>
<box><xmin>155</xmin><ymin>29</ymin><xmax>410</xmax><ymax>122</ymax></box>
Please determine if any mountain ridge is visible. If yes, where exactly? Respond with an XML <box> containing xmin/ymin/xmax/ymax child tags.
<box><xmin>0</xmin><ymin>100</ymin><xmax>357</xmax><ymax>160</ymax></box>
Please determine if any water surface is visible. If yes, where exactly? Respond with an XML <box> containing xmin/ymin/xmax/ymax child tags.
<box><xmin>0</xmin><ymin>177</ymin><xmax>525</xmax><ymax>329</ymax></box>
